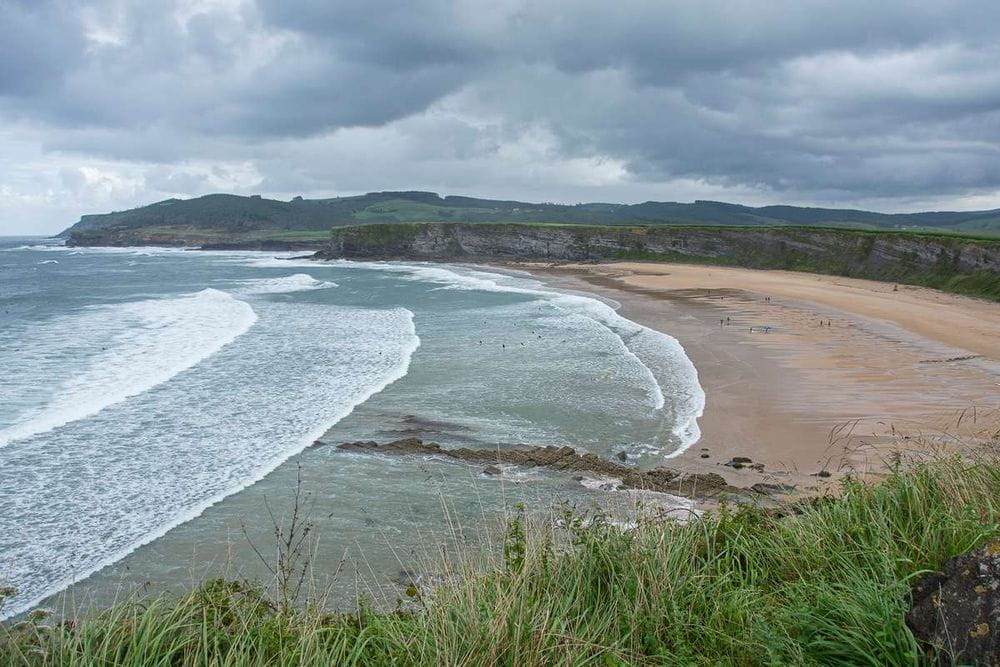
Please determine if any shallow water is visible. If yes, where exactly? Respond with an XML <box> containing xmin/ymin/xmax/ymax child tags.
<box><xmin>0</xmin><ymin>238</ymin><xmax>703</xmax><ymax>618</ymax></box>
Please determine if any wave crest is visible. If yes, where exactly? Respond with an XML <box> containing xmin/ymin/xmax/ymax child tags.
<box><xmin>0</xmin><ymin>289</ymin><xmax>257</xmax><ymax>447</ymax></box>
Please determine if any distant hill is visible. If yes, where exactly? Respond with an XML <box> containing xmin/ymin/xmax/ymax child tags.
<box><xmin>61</xmin><ymin>191</ymin><xmax>1000</xmax><ymax>247</ymax></box>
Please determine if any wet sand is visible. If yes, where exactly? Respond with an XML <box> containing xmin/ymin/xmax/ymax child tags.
<box><xmin>518</xmin><ymin>262</ymin><xmax>1000</xmax><ymax>496</ymax></box>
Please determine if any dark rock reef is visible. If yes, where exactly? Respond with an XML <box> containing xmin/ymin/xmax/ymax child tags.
<box><xmin>336</xmin><ymin>437</ymin><xmax>740</xmax><ymax>499</ymax></box>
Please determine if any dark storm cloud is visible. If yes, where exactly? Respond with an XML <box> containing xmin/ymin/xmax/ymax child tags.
<box><xmin>257</xmin><ymin>0</ymin><xmax>501</xmax><ymax>69</ymax></box>
<box><xmin>0</xmin><ymin>0</ymin><xmax>88</xmax><ymax>95</ymax></box>
<box><xmin>1</xmin><ymin>0</ymin><xmax>472</xmax><ymax>140</ymax></box>
<box><xmin>3</xmin><ymin>0</ymin><xmax>1000</xmax><ymax>226</ymax></box>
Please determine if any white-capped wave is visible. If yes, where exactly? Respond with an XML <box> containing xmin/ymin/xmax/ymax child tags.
<box><xmin>234</xmin><ymin>273</ymin><xmax>338</xmax><ymax>294</ymax></box>
<box><xmin>1</xmin><ymin>244</ymin><xmax>142</xmax><ymax>255</ymax></box>
<box><xmin>321</xmin><ymin>260</ymin><xmax>705</xmax><ymax>452</ymax></box>
<box><xmin>382</xmin><ymin>263</ymin><xmax>704</xmax><ymax>443</ymax></box>
<box><xmin>578</xmin><ymin>475</ymin><xmax>624</xmax><ymax>491</ymax></box>
<box><xmin>234</xmin><ymin>254</ymin><xmax>328</xmax><ymax>269</ymax></box>
<box><xmin>552</xmin><ymin>294</ymin><xmax>703</xmax><ymax>452</ymax></box>
<box><xmin>1</xmin><ymin>243</ymin><xmax>66</xmax><ymax>252</ymax></box>
<box><xmin>0</xmin><ymin>302</ymin><xmax>419</xmax><ymax>619</ymax></box>
<box><xmin>38</xmin><ymin>260</ymin><xmax>59</xmax><ymax>265</ymax></box>
<box><xmin>0</xmin><ymin>289</ymin><xmax>257</xmax><ymax>448</ymax></box>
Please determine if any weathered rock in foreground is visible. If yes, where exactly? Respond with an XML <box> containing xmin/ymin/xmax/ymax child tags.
<box><xmin>336</xmin><ymin>438</ymin><xmax>739</xmax><ymax>499</ymax></box>
<box><xmin>906</xmin><ymin>538</ymin><xmax>1000</xmax><ymax>664</ymax></box>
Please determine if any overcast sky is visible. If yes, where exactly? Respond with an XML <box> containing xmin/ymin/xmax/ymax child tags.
<box><xmin>2</xmin><ymin>0</ymin><xmax>1000</xmax><ymax>234</ymax></box>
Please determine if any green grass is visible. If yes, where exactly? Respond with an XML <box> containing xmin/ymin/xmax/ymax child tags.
<box><xmin>260</xmin><ymin>231</ymin><xmax>330</xmax><ymax>241</ymax></box>
<box><xmin>68</xmin><ymin>225</ymin><xmax>330</xmax><ymax>246</ymax></box>
<box><xmin>334</xmin><ymin>220</ymin><xmax>1000</xmax><ymax>242</ymax></box>
<box><xmin>4</xmin><ymin>452</ymin><xmax>1000</xmax><ymax>665</ymax></box>
<box><xmin>353</xmin><ymin>200</ymin><xmax>498</xmax><ymax>223</ymax></box>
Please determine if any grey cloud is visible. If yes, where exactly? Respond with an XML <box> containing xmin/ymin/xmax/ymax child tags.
<box><xmin>0</xmin><ymin>0</ymin><xmax>88</xmax><ymax>96</ymax></box>
<box><xmin>216</xmin><ymin>55</ymin><xmax>468</xmax><ymax>137</ymax></box>
<box><xmin>58</xmin><ymin>166</ymin><xmax>86</xmax><ymax>191</ymax></box>
<box><xmin>4</xmin><ymin>0</ymin><xmax>469</xmax><ymax>140</ymax></box>
<box><xmin>449</xmin><ymin>38</ymin><xmax>1000</xmax><ymax>197</ymax></box>
<box><xmin>256</xmin><ymin>0</ymin><xmax>1000</xmax><ymax>83</ymax></box>
<box><xmin>143</xmin><ymin>167</ymin><xmax>208</xmax><ymax>194</ymax></box>
<box><xmin>256</xmin><ymin>0</ymin><xmax>505</xmax><ymax>68</ymax></box>
<box><xmin>3</xmin><ymin>0</ymin><xmax>1000</xmax><ymax>234</ymax></box>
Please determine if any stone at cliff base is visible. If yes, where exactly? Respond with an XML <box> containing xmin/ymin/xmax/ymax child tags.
<box><xmin>906</xmin><ymin>538</ymin><xmax>1000</xmax><ymax>664</ymax></box>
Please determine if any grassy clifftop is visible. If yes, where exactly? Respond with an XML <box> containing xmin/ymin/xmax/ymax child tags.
<box><xmin>324</xmin><ymin>223</ymin><xmax>1000</xmax><ymax>301</ymax></box>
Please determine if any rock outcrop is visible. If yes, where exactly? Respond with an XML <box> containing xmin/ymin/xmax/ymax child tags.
<box><xmin>907</xmin><ymin>538</ymin><xmax>1000</xmax><ymax>664</ymax></box>
<box><xmin>336</xmin><ymin>438</ymin><xmax>738</xmax><ymax>499</ymax></box>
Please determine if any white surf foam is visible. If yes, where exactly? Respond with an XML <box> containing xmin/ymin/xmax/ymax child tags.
<box><xmin>234</xmin><ymin>254</ymin><xmax>331</xmax><ymax>269</ymax></box>
<box><xmin>379</xmin><ymin>263</ymin><xmax>704</xmax><ymax>446</ymax></box>
<box><xmin>0</xmin><ymin>289</ymin><xmax>257</xmax><ymax>448</ymax></box>
<box><xmin>314</xmin><ymin>259</ymin><xmax>705</xmax><ymax>453</ymax></box>
<box><xmin>233</xmin><ymin>273</ymin><xmax>338</xmax><ymax>294</ymax></box>
<box><xmin>1</xmin><ymin>244</ymin><xmax>164</xmax><ymax>255</ymax></box>
<box><xmin>579</xmin><ymin>475</ymin><xmax>625</xmax><ymax>491</ymax></box>
<box><xmin>1</xmin><ymin>244</ymin><xmax>66</xmax><ymax>252</ymax></box>
<box><xmin>0</xmin><ymin>303</ymin><xmax>419</xmax><ymax>620</ymax></box>
<box><xmin>2</xmin><ymin>244</ymin><xmax>257</xmax><ymax>258</ymax></box>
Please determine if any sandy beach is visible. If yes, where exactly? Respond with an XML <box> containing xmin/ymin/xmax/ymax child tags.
<box><xmin>521</xmin><ymin>262</ymin><xmax>1000</xmax><ymax>496</ymax></box>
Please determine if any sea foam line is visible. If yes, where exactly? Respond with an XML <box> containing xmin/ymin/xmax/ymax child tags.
<box><xmin>328</xmin><ymin>262</ymin><xmax>669</xmax><ymax>407</ymax></box>
<box><xmin>350</xmin><ymin>261</ymin><xmax>705</xmax><ymax>452</ymax></box>
<box><xmin>0</xmin><ymin>289</ymin><xmax>257</xmax><ymax>449</ymax></box>
<box><xmin>232</xmin><ymin>273</ymin><xmax>338</xmax><ymax>295</ymax></box>
<box><xmin>0</xmin><ymin>308</ymin><xmax>421</xmax><ymax>621</ymax></box>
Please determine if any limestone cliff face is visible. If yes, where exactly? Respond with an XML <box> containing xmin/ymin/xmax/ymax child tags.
<box><xmin>321</xmin><ymin>223</ymin><xmax>1000</xmax><ymax>299</ymax></box>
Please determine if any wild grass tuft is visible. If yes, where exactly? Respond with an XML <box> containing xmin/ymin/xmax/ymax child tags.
<box><xmin>3</xmin><ymin>452</ymin><xmax>999</xmax><ymax>665</ymax></box>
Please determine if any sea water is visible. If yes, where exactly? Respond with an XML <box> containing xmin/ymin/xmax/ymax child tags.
<box><xmin>0</xmin><ymin>237</ymin><xmax>704</xmax><ymax>618</ymax></box>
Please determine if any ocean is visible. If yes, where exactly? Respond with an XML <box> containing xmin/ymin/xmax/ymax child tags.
<box><xmin>0</xmin><ymin>237</ymin><xmax>704</xmax><ymax>619</ymax></box>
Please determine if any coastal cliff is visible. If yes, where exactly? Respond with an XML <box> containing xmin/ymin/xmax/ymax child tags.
<box><xmin>65</xmin><ymin>226</ymin><xmax>329</xmax><ymax>251</ymax></box>
<box><xmin>320</xmin><ymin>222</ymin><xmax>1000</xmax><ymax>300</ymax></box>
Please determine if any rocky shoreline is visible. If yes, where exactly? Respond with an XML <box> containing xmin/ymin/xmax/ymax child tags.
<box><xmin>331</xmin><ymin>437</ymin><xmax>792</xmax><ymax>501</ymax></box>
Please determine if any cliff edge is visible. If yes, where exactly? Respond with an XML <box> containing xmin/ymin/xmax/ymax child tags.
<box><xmin>319</xmin><ymin>223</ymin><xmax>1000</xmax><ymax>300</ymax></box>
